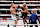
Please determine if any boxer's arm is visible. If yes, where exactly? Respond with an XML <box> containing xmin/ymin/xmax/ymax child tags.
<box><xmin>23</xmin><ymin>10</ymin><xmax>26</xmax><ymax>13</ymax></box>
<box><xmin>17</xmin><ymin>4</ymin><xmax>22</xmax><ymax>8</ymax></box>
<box><xmin>10</xmin><ymin>7</ymin><xmax>13</xmax><ymax>14</ymax></box>
<box><xmin>23</xmin><ymin>6</ymin><xmax>28</xmax><ymax>13</ymax></box>
<box><xmin>15</xmin><ymin>4</ymin><xmax>20</xmax><ymax>8</ymax></box>
<box><xmin>27</xmin><ymin>11</ymin><xmax>30</xmax><ymax>14</ymax></box>
<box><xmin>26</xmin><ymin>6</ymin><xmax>30</xmax><ymax>14</ymax></box>
<box><xmin>10</xmin><ymin>7</ymin><xmax>16</xmax><ymax>15</ymax></box>
<box><xmin>24</xmin><ymin>6</ymin><xmax>28</xmax><ymax>12</ymax></box>
<box><xmin>15</xmin><ymin>4</ymin><xmax>19</xmax><ymax>8</ymax></box>
<box><xmin>12</xmin><ymin>11</ymin><xmax>19</xmax><ymax>15</ymax></box>
<box><xmin>26</xmin><ymin>6</ymin><xmax>28</xmax><ymax>9</ymax></box>
<box><xmin>12</xmin><ymin>12</ymin><xmax>16</xmax><ymax>15</ymax></box>
<box><xmin>21</xmin><ymin>9</ymin><xmax>27</xmax><ymax>13</ymax></box>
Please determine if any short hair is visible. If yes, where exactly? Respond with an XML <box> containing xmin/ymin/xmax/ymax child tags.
<box><xmin>23</xmin><ymin>2</ymin><xmax>26</xmax><ymax>3</ymax></box>
<box><xmin>32</xmin><ymin>11</ymin><xmax>36</xmax><ymax>14</ymax></box>
<box><xmin>11</xmin><ymin>3</ymin><xmax>14</xmax><ymax>6</ymax></box>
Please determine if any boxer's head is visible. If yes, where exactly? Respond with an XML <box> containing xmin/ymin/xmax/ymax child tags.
<box><xmin>11</xmin><ymin>3</ymin><xmax>15</xmax><ymax>8</ymax></box>
<box><xmin>23</xmin><ymin>2</ymin><xmax>26</xmax><ymax>7</ymax></box>
<box><xmin>34</xmin><ymin>8</ymin><xmax>37</xmax><ymax>11</ymax></box>
<box><xmin>11</xmin><ymin>3</ymin><xmax>13</xmax><ymax>6</ymax></box>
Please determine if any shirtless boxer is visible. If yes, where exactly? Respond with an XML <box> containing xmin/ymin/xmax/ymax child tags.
<box><xmin>10</xmin><ymin>3</ymin><xmax>18</xmax><ymax>24</ymax></box>
<box><xmin>21</xmin><ymin>3</ymin><xmax>30</xmax><ymax>24</ymax></box>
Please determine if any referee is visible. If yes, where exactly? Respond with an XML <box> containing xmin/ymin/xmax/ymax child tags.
<box><xmin>29</xmin><ymin>12</ymin><xmax>39</xmax><ymax>27</ymax></box>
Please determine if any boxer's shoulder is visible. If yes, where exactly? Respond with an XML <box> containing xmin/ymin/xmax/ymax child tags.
<box><xmin>26</xmin><ymin>6</ymin><xmax>28</xmax><ymax>9</ymax></box>
<box><xmin>10</xmin><ymin>7</ymin><xmax>12</xmax><ymax>9</ymax></box>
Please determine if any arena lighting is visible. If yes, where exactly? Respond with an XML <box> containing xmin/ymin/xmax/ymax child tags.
<box><xmin>0</xmin><ymin>4</ymin><xmax>40</xmax><ymax>6</ymax></box>
<box><xmin>0</xmin><ymin>1</ymin><xmax>13</xmax><ymax>2</ymax></box>
<box><xmin>14</xmin><ymin>1</ymin><xmax>40</xmax><ymax>2</ymax></box>
<box><xmin>0</xmin><ymin>9</ymin><xmax>40</xmax><ymax>10</ymax></box>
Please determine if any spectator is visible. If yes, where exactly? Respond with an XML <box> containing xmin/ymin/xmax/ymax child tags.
<box><xmin>29</xmin><ymin>3</ymin><xmax>31</xmax><ymax>4</ymax></box>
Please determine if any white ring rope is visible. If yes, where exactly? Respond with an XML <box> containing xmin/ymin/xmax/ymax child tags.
<box><xmin>0</xmin><ymin>1</ymin><xmax>13</xmax><ymax>2</ymax></box>
<box><xmin>14</xmin><ymin>1</ymin><xmax>40</xmax><ymax>2</ymax></box>
<box><xmin>0</xmin><ymin>14</ymin><xmax>40</xmax><ymax>16</ymax></box>
<box><xmin>0</xmin><ymin>9</ymin><xmax>40</xmax><ymax>10</ymax></box>
<box><xmin>0</xmin><ymin>4</ymin><xmax>40</xmax><ymax>6</ymax></box>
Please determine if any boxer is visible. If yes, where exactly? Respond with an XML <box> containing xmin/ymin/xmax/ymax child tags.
<box><xmin>21</xmin><ymin>3</ymin><xmax>30</xmax><ymax>24</ymax></box>
<box><xmin>10</xmin><ymin>3</ymin><xmax>18</xmax><ymax>24</ymax></box>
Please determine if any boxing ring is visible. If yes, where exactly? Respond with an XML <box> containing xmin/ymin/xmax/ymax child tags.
<box><xmin>0</xmin><ymin>1</ymin><xmax>40</xmax><ymax>27</ymax></box>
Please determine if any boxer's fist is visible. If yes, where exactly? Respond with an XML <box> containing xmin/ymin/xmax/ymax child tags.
<box><xmin>21</xmin><ymin>10</ymin><xmax>23</xmax><ymax>13</ymax></box>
